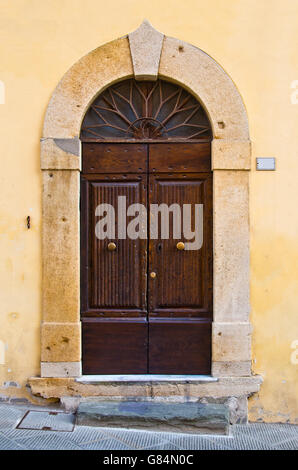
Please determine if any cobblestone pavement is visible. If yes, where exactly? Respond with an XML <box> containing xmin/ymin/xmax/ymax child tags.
<box><xmin>0</xmin><ymin>403</ymin><xmax>297</xmax><ymax>450</ymax></box>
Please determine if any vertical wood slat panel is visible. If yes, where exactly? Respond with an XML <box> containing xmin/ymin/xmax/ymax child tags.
<box><xmin>81</xmin><ymin>174</ymin><xmax>147</xmax><ymax>315</ymax></box>
<box><xmin>148</xmin><ymin>173</ymin><xmax>212</xmax><ymax>317</ymax></box>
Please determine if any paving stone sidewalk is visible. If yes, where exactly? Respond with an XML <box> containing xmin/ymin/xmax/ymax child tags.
<box><xmin>0</xmin><ymin>403</ymin><xmax>297</xmax><ymax>450</ymax></box>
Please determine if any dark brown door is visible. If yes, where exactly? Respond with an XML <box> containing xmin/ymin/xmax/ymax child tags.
<box><xmin>81</xmin><ymin>142</ymin><xmax>212</xmax><ymax>374</ymax></box>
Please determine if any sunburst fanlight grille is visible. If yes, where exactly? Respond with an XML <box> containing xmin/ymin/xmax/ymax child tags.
<box><xmin>80</xmin><ymin>79</ymin><xmax>212</xmax><ymax>141</ymax></box>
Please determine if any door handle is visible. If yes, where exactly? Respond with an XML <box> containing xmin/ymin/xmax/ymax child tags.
<box><xmin>107</xmin><ymin>242</ymin><xmax>117</xmax><ymax>251</ymax></box>
<box><xmin>176</xmin><ymin>241</ymin><xmax>185</xmax><ymax>251</ymax></box>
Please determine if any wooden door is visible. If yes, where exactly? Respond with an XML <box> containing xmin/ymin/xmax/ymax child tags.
<box><xmin>81</xmin><ymin>142</ymin><xmax>212</xmax><ymax>374</ymax></box>
<box><xmin>148</xmin><ymin>144</ymin><xmax>212</xmax><ymax>374</ymax></box>
<box><xmin>81</xmin><ymin>144</ymin><xmax>148</xmax><ymax>374</ymax></box>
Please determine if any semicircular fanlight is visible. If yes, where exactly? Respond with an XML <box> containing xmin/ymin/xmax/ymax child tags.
<box><xmin>80</xmin><ymin>79</ymin><xmax>212</xmax><ymax>141</ymax></box>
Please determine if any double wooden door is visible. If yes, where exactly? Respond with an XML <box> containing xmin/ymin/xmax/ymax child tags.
<box><xmin>81</xmin><ymin>142</ymin><xmax>212</xmax><ymax>375</ymax></box>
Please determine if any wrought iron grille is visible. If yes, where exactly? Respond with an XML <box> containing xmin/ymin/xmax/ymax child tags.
<box><xmin>80</xmin><ymin>79</ymin><xmax>212</xmax><ymax>141</ymax></box>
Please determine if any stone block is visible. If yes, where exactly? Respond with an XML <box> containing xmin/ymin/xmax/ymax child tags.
<box><xmin>43</xmin><ymin>37</ymin><xmax>133</xmax><ymax>138</ymax></box>
<box><xmin>212</xmin><ymin>140</ymin><xmax>251</xmax><ymax>170</ymax></box>
<box><xmin>212</xmin><ymin>361</ymin><xmax>251</xmax><ymax>377</ymax></box>
<box><xmin>76</xmin><ymin>400</ymin><xmax>230</xmax><ymax>435</ymax></box>
<box><xmin>212</xmin><ymin>322</ymin><xmax>252</xmax><ymax>362</ymax></box>
<box><xmin>226</xmin><ymin>396</ymin><xmax>248</xmax><ymax>424</ymax></box>
<box><xmin>42</xmin><ymin>170</ymin><xmax>80</xmax><ymax>323</ymax></box>
<box><xmin>28</xmin><ymin>375</ymin><xmax>263</xmax><ymax>400</ymax></box>
<box><xmin>213</xmin><ymin>171</ymin><xmax>250</xmax><ymax>322</ymax></box>
<box><xmin>159</xmin><ymin>36</ymin><xmax>249</xmax><ymax>140</ymax></box>
<box><xmin>60</xmin><ymin>396</ymin><xmax>81</xmax><ymax>412</ymax></box>
<box><xmin>129</xmin><ymin>20</ymin><xmax>164</xmax><ymax>80</ymax></box>
<box><xmin>41</xmin><ymin>361</ymin><xmax>81</xmax><ymax>378</ymax></box>
<box><xmin>41</xmin><ymin>323</ymin><xmax>81</xmax><ymax>362</ymax></box>
<box><xmin>41</xmin><ymin>138</ymin><xmax>81</xmax><ymax>170</ymax></box>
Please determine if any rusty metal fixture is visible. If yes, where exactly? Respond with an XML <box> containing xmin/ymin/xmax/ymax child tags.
<box><xmin>81</xmin><ymin>79</ymin><xmax>212</xmax><ymax>141</ymax></box>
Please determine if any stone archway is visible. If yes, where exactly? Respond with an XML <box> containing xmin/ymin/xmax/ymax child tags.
<box><xmin>31</xmin><ymin>21</ymin><xmax>261</xmax><ymax>413</ymax></box>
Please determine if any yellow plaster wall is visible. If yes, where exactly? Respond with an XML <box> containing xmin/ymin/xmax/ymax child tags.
<box><xmin>0</xmin><ymin>0</ymin><xmax>297</xmax><ymax>421</ymax></box>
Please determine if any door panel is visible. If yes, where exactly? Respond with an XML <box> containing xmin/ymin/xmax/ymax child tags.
<box><xmin>81</xmin><ymin>174</ymin><xmax>147</xmax><ymax>316</ymax></box>
<box><xmin>148</xmin><ymin>173</ymin><xmax>212</xmax><ymax>317</ymax></box>
<box><xmin>149</xmin><ymin>142</ymin><xmax>211</xmax><ymax>173</ymax></box>
<box><xmin>149</xmin><ymin>319</ymin><xmax>211</xmax><ymax>374</ymax></box>
<box><xmin>82</xmin><ymin>319</ymin><xmax>148</xmax><ymax>374</ymax></box>
<box><xmin>81</xmin><ymin>170</ymin><xmax>148</xmax><ymax>375</ymax></box>
<box><xmin>82</xmin><ymin>143</ymin><xmax>147</xmax><ymax>174</ymax></box>
<box><xmin>147</xmin><ymin>168</ymin><xmax>212</xmax><ymax>374</ymax></box>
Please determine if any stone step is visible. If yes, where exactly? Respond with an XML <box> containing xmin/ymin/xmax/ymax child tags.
<box><xmin>76</xmin><ymin>400</ymin><xmax>230</xmax><ymax>435</ymax></box>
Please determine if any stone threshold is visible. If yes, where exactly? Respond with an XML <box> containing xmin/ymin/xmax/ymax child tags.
<box><xmin>76</xmin><ymin>399</ymin><xmax>230</xmax><ymax>435</ymax></box>
<box><xmin>76</xmin><ymin>375</ymin><xmax>218</xmax><ymax>384</ymax></box>
<box><xmin>29</xmin><ymin>375</ymin><xmax>263</xmax><ymax>400</ymax></box>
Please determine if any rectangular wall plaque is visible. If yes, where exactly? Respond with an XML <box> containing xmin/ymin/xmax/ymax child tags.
<box><xmin>256</xmin><ymin>158</ymin><xmax>276</xmax><ymax>171</ymax></box>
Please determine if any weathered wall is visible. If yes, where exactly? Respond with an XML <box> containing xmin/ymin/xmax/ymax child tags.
<box><xmin>0</xmin><ymin>0</ymin><xmax>297</xmax><ymax>421</ymax></box>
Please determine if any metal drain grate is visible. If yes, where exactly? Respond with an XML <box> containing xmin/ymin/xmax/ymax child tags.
<box><xmin>17</xmin><ymin>410</ymin><xmax>75</xmax><ymax>432</ymax></box>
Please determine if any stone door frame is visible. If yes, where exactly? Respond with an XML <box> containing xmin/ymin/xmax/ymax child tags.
<box><xmin>39</xmin><ymin>22</ymin><xmax>255</xmax><ymax>385</ymax></box>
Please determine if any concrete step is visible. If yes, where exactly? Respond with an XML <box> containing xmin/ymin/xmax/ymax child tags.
<box><xmin>76</xmin><ymin>400</ymin><xmax>230</xmax><ymax>435</ymax></box>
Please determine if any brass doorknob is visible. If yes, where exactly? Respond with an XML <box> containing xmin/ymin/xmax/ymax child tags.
<box><xmin>176</xmin><ymin>241</ymin><xmax>185</xmax><ymax>250</ymax></box>
<box><xmin>107</xmin><ymin>242</ymin><xmax>117</xmax><ymax>251</ymax></box>
<box><xmin>150</xmin><ymin>272</ymin><xmax>157</xmax><ymax>279</ymax></box>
